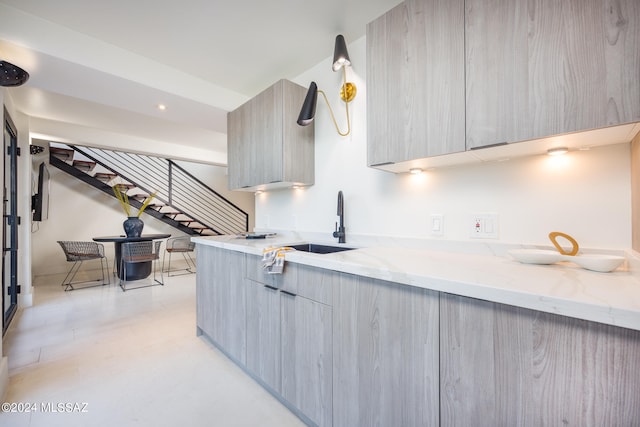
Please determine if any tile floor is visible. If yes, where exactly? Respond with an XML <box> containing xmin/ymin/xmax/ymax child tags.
<box><xmin>2</xmin><ymin>269</ymin><xmax>305</xmax><ymax>427</ymax></box>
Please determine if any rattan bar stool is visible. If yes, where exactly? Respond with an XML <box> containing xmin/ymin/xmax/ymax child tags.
<box><xmin>120</xmin><ymin>240</ymin><xmax>164</xmax><ymax>291</ymax></box>
<box><xmin>162</xmin><ymin>236</ymin><xmax>196</xmax><ymax>276</ymax></box>
<box><xmin>57</xmin><ymin>241</ymin><xmax>110</xmax><ymax>291</ymax></box>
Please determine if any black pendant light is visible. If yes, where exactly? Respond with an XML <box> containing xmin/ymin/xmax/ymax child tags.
<box><xmin>0</xmin><ymin>60</ymin><xmax>30</xmax><ymax>87</ymax></box>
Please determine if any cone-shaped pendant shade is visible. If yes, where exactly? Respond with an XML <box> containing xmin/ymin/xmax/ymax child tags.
<box><xmin>332</xmin><ymin>35</ymin><xmax>351</xmax><ymax>72</ymax></box>
<box><xmin>297</xmin><ymin>82</ymin><xmax>318</xmax><ymax>126</ymax></box>
<box><xmin>0</xmin><ymin>60</ymin><xmax>29</xmax><ymax>87</ymax></box>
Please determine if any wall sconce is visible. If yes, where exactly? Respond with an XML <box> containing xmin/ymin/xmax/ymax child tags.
<box><xmin>297</xmin><ymin>35</ymin><xmax>357</xmax><ymax>136</ymax></box>
<box><xmin>0</xmin><ymin>60</ymin><xmax>29</xmax><ymax>87</ymax></box>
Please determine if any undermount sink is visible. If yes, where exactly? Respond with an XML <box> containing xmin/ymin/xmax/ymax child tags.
<box><xmin>289</xmin><ymin>243</ymin><xmax>356</xmax><ymax>254</ymax></box>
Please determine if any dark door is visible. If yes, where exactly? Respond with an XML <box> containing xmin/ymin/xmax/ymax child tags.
<box><xmin>3</xmin><ymin>109</ymin><xmax>19</xmax><ymax>334</ymax></box>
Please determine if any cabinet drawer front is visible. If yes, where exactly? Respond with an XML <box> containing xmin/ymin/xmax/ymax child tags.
<box><xmin>245</xmin><ymin>254</ymin><xmax>298</xmax><ymax>292</ymax></box>
<box><xmin>295</xmin><ymin>265</ymin><xmax>335</xmax><ymax>306</ymax></box>
<box><xmin>245</xmin><ymin>257</ymin><xmax>333</xmax><ymax>304</ymax></box>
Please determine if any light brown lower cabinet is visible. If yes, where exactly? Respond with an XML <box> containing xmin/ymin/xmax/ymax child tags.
<box><xmin>197</xmin><ymin>247</ymin><xmax>640</xmax><ymax>427</ymax></box>
<box><xmin>244</xmin><ymin>260</ymin><xmax>333</xmax><ymax>427</ymax></box>
<box><xmin>332</xmin><ymin>273</ymin><xmax>441</xmax><ymax>427</ymax></box>
<box><xmin>281</xmin><ymin>292</ymin><xmax>333</xmax><ymax>427</ymax></box>
<box><xmin>196</xmin><ymin>245</ymin><xmax>246</xmax><ymax>364</ymax></box>
<box><xmin>246</xmin><ymin>279</ymin><xmax>281</xmax><ymax>393</ymax></box>
<box><xmin>195</xmin><ymin>245</ymin><xmax>215</xmax><ymax>339</ymax></box>
<box><xmin>440</xmin><ymin>293</ymin><xmax>640</xmax><ymax>427</ymax></box>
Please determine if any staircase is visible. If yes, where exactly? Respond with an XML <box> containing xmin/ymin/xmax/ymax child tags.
<box><xmin>49</xmin><ymin>143</ymin><xmax>248</xmax><ymax>236</ymax></box>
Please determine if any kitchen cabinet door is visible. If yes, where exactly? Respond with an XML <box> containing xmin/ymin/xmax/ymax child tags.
<box><xmin>195</xmin><ymin>245</ymin><xmax>216</xmax><ymax>338</ymax></box>
<box><xmin>440</xmin><ymin>293</ymin><xmax>640</xmax><ymax>426</ymax></box>
<box><xmin>227</xmin><ymin>96</ymin><xmax>254</xmax><ymax>189</ymax></box>
<box><xmin>203</xmin><ymin>247</ymin><xmax>246</xmax><ymax>364</ymax></box>
<box><xmin>246</xmin><ymin>279</ymin><xmax>281</xmax><ymax>393</ymax></box>
<box><xmin>218</xmin><ymin>249</ymin><xmax>246</xmax><ymax>364</ymax></box>
<box><xmin>466</xmin><ymin>0</ymin><xmax>640</xmax><ymax>149</ymax></box>
<box><xmin>281</xmin><ymin>293</ymin><xmax>332</xmax><ymax>427</ymax></box>
<box><xmin>367</xmin><ymin>0</ymin><xmax>465</xmax><ymax>167</ymax></box>
<box><xmin>332</xmin><ymin>273</ymin><xmax>440</xmax><ymax>427</ymax></box>
<box><xmin>227</xmin><ymin>79</ymin><xmax>314</xmax><ymax>191</ymax></box>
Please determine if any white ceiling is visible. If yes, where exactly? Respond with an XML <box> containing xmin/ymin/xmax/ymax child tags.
<box><xmin>0</xmin><ymin>0</ymin><xmax>402</xmax><ymax>163</ymax></box>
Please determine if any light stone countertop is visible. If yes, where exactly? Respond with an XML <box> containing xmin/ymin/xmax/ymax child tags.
<box><xmin>192</xmin><ymin>234</ymin><xmax>640</xmax><ymax>331</ymax></box>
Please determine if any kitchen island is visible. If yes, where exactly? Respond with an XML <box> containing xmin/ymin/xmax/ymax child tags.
<box><xmin>193</xmin><ymin>234</ymin><xmax>640</xmax><ymax>427</ymax></box>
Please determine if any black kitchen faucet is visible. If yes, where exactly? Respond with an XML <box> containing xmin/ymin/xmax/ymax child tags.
<box><xmin>333</xmin><ymin>190</ymin><xmax>346</xmax><ymax>243</ymax></box>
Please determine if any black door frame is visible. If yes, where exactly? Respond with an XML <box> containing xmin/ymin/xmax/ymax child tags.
<box><xmin>3</xmin><ymin>107</ymin><xmax>19</xmax><ymax>335</ymax></box>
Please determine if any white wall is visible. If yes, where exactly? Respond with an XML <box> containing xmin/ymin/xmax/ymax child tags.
<box><xmin>256</xmin><ymin>37</ymin><xmax>632</xmax><ymax>250</ymax></box>
<box><xmin>31</xmin><ymin>157</ymin><xmax>254</xmax><ymax>277</ymax></box>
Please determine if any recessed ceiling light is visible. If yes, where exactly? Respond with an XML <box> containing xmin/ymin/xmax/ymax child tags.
<box><xmin>547</xmin><ymin>147</ymin><xmax>568</xmax><ymax>156</ymax></box>
<box><xmin>157</xmin><ymin>104</ymin><xmax>167</xmax><ymax>111</ymax></box>
<box><xmin>409</xmin><ymin>168</ymin><xmax>423</xmax><ymax>175</ymax></box>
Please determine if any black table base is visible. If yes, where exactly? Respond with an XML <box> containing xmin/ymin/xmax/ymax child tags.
<box><xmin>93</xmin><ymin>234</ymin><xmax>171</xmax><ymax>281</ymax></box>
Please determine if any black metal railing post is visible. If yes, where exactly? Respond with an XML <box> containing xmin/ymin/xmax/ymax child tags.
<box><xmin>168</xmin><ymin>161</ymin><xmax>173</xmax><ymax>206</ymax></box>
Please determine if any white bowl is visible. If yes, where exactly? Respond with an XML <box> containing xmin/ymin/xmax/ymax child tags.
<box><xmin>569</xmin><ymin>254</ymin><xmax>625</xmax><ymax>273</ymax></box>
<box><xmin>508</xmin><ymin>249</ymin><xmax>562</xmax><ymax>265</ymax></box>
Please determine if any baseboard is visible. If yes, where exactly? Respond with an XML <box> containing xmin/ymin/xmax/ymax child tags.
<box><xmin>0</xmin><ymin>356</ymin><xmax>9</xmax><ymax>401</ymax></box>
<box><xmin>19</xmin><ymin>288</ymin><xmax>33</xmax><ymax>307</ymax></box>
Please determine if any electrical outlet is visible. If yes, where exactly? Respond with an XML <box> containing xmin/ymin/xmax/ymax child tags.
<box><xmin>430</xmin><ymin>214</ymin><xmax>444</xmax><ymax>236</ymax></box>
<box><xmin>470</xmin><ymin>213</ymin><xmax>499</xmax><ymax>239</ymax></box>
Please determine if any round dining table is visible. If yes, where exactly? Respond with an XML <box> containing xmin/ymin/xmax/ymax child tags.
<box><xmin>93</xmin><ymin>234</ymin><xmax>171</xmax><ymax>280</ymax></box>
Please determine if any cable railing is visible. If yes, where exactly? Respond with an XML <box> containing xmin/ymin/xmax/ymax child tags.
<box><xmin>67</xmin><ymin>144</ymin><xmax>248</xmax><ymax>235</ymax></box>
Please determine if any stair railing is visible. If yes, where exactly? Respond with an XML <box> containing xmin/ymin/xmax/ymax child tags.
<box><xmin>67</xmin><ymin>144</ymin><xmax>248</xmax><ymax>235</ymax></box>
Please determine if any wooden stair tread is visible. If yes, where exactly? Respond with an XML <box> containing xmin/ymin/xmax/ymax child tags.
<box><xmin>113</xmin><ymin>183</ymin><xmax>134</xmax><ymax>191</ymax></box>
<box><xmin>94</xmin><ymin>172</ymin><xmax>117</xmax><ymax>180</ymax></box>
<box><xmin>73</xmin><ymin>160</ymin><xmax>97</xmax><ymax>171</ymax></box>
<box><xmin>50</xmin><ymin>146</ymin><xmax>74</xmax><ymax>161</ymax></box>
<box><xmin>130</xmin><ymin>194</ymin><xmax>154</xmax><ymax>201</ymax></box>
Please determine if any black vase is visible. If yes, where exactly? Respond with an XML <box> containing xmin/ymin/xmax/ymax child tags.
<box><xmin>123</xmin><ymin>217</ymin><xmax>144</xmax><ymax>238</ymax></box>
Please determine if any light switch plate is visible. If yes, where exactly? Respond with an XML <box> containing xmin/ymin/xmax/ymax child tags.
<box><xmin>430</xmin><ymin>214</ymin><xmax>444</xmax><ymax>236</ymax></box>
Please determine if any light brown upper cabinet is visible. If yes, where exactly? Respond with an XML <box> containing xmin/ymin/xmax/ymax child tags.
<box><xmin>367</xmin><ymin>0</ymin><xmax>640</xmax><ymax>169</ymax></box>
<box><xmin>466</xmin><ymin>0</ymin><xmax>640</xmax><ymax>149</ymax></box>
<box><xmin>227</xmin><ymin>79</ymin><xmax>314</xmax><ymax>191</ymax></box>
<box><xmin>367</xmin><ymin>0</ymin><xmax>466</xmax><ymax>167</ymax></box>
